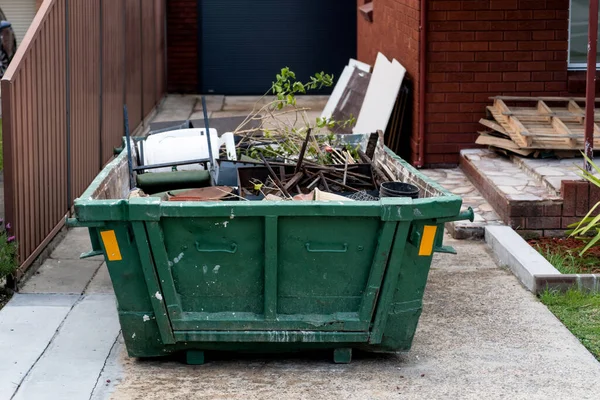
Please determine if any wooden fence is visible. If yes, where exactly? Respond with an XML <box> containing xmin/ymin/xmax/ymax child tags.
<box><xmin>1</xmin><ymin>0</ymin><xmax>167</xmax><ymax>279</ymax></box>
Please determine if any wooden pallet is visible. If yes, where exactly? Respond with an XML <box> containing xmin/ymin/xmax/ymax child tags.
<box><xmin>479</xmin><ymin>97</ymin><xmax>600</xmax><ymax>151</ymax></box>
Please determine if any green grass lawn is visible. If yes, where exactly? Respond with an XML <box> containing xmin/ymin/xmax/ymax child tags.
<box><xmin>540</xmin><ymin>289</ymin><xmax>600</xmax><ymax>361</ymax></box>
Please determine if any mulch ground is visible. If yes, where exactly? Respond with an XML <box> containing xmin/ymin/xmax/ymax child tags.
<box><xmin>0</xmin><ymin>288</ymin><xmax>12</xmax><ymax>311</ymax></box>
<box><xmin>528</xmin><ymin>237</ymin><xmax>600</xmax><ymax>274</ymax></box>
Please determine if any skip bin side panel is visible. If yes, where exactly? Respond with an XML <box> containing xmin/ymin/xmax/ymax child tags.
<box><xmin>159</xmin><ymin>216</ymin><xmax>266</xmax><ymax>315</ymax></box>
<box><xmin>96</xmin><ymin>222</ymin><xmax>175</xmax><ymax>349</ymax></box>
<box><xmin>277</xmin><ymin>216</ymin><xmax>380</xmax><ymax>316</ymax></box>
<box><xmin>370</xmin><ymin>222</ymin><xmax>444</xmax><ymax>352</ymax></box>
<box><xmin>146</xmin><ymin>213</ymin><xmax>393</xmax><ymax>333</ymax></box>
<box><xmin>97</xmin><ymin>223</ymin><xmax>153</xmax><ymax>313</ymax></box>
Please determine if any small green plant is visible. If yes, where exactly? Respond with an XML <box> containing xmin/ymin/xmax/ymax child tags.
<box><xmin>0</xmin><ymin>219</ymin><xmax>17</xmax><ymax>281</ymax></box>
<box><xmin>234</xmin><ymin>68</ymin><xmax>358</xmax><ymax>164</ymax></box>
<box><xmin>536</xmin><ymin>246</ymin><xmax>579</xmax><ymax>274</ymax></box>
<box><xmin>569</xmin><ymin>154</ymin><xmax>600</xmax><ymax>254</ymax></box>
<box><xmin>271</xmin><ymin>68</ymin><xmax>333</xmax><ymax>109</ymax></box>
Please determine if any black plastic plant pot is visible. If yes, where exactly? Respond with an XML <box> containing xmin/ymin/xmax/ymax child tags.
<box><xmin>379</xmin><ymin>182</ymin><xmax>420</xmax><ymax>199</ymax></box>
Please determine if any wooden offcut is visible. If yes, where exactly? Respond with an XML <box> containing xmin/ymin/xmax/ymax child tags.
<box><xmin>477</xmin><ymin>96</ymin><xmax>600</xmax><ymax>154</ymax></box>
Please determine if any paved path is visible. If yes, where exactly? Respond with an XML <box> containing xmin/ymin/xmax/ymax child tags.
<box><xmin>0</xmin><ymin>228</ymin><xmax>119</xmax><ymax>400</ymax></box>
<box><xmin>2</xmin><ymin>228</ymin><xmax>598</xmax><ymax>399</ymax></box>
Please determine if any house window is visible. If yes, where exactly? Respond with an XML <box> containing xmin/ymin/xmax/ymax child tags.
<box><xmin>569</xmin><ymin>0</ymin><xmax>600</xmax><ymax>68</ymax></box>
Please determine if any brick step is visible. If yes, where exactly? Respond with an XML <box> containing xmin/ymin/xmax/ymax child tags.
<box><xmin>510</xmin><ymin>156</ymin><xmax>586</xmax><ymax>197</ymax></box>
<box><xmin>459</xmin><ymin>149</ymin><xmax>573</xmax><ymax>237</ymax></box>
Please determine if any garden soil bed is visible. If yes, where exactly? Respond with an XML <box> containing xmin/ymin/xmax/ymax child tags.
<box><xmin>528</xmin><ymin>237</ymin><xmax>600</xmax><ymax>274</ymax></box>
<box><xmin>0</xmin><ymin>288</ymin><xmax>12</xmax><ymax>311</ymax></box>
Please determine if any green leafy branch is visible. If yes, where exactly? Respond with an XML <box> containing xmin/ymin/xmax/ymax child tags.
<box><xmin>233</xmin><ymin>68</ymin><xmax>358</xmax><ymax>164</ymax></box>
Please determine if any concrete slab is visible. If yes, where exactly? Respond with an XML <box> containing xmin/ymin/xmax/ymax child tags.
<box><xmin>104</xmin><ymin>238</ymin><xmax>600</xmax><ymax>399</ymax></box>
<box><xmin>223</xmin><ymin>96</ymin><xmax>268</xmax><ymax>111</ymax></box>
<box><xmin>294</xmin><ymin>95</ymin><xmax>329</xmax><ymax>110</ymax></box>
<box><xmin>160</xmin><ymin>95</ymin><xmax>197</xmax><ymax>111</ymax></box>
<box><xmin>0</xmin><ymin>294</ymin><xmax>79</xmax><ymax>398</ymax></box>
<box><xmin>211</xmin><ymin>110</ymin><xmax>255</xmax><ymax>119</ymax></box>
<box><xmin>49</xmin><ymin>227</ymin><xmax>102</xmax><ymax>261</ymax></box>
<box><xmin>12</xmin><ymin>294</ymin><xmax>121</xmax><ymax>400</ymax></box>
<box><xmin>152</xmin><ymin>108</ymin><xmax>194</xmax><ymax>123</ymax></box>
<box><xmin>192</xmin><ymin>116</ymin><xmax>258</xmax><ymax>135</ymax></box>
<box><xmin>86</xmin><ymin>263</ymin><xmax>114</xmax><ymax>294</ymax></box>
<box><xmin>192</xmin><ymin>95</ymin><xmax>225</xmax><ymax>111</ymax></box>
<box><xmin>20</xmin><ymin>258</ymin><xmax>103</xmax><ymax>294</ymax></box>
<box><xmin>485</xmin><ymin>225</ymin><xmax>560</xmax><ymax>292</ymax></box>
<box><xmin>90</xmin><ymin>336</ymin><xmax>125</xmax><ymax>400</ymax></box>
<box><xmin>188</xmin><ymin>111</ymin><xmax>212</xmax><ymax>121</ymax></box>
<box><xmin>262</xmin><ymin>110</ymin><xmax>324</xmax><ymax>130</ymax></box>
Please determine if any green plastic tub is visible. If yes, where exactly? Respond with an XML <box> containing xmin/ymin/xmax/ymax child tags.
<box><xmin>69</xmin><ymin>140</ymin><xmax>472</xmax><ymax>364</ymax></box>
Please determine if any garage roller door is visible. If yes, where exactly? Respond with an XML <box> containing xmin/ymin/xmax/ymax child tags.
<box><xmin>199</xmin><ymin>0</ymin><xmax>356</xmax><ymax>95</ymax></box>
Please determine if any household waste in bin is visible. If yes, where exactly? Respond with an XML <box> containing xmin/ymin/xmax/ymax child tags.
<box><xmin>69</xmin><ymin>80</ymin><xmax>472</xmax><ymax>364</ymax></box>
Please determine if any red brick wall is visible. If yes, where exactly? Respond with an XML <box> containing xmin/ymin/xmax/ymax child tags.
<box><xmin>426</xmin><ymin>0</ymin><xmax>569</xmax><ymax>165</ymax></box>
<box><xmin>167</xmin><ymin>0</ymin><xmax>198</xmax><ymax>93</ymax></box>
<box><xmin>357</xmin><ymin>0</ymin><xmax>422</xmax><ymax>165</ymax></box>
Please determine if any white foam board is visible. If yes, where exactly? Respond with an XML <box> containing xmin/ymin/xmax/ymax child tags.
<box><xmin>353</xmin><ymin>53</ymin><xmax>406</xmax><ymax>135</ymax></box>
<box><xmin>321</xmin><ymin>58</ymin><xmax>372</xmax><ymax>119</ymax></box>
<box><xmin>349</xmin><ymin>58</ymin><xmax>371</xmax><ymax>73</ymax></box>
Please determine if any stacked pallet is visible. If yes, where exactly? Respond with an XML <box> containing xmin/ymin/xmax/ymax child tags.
<box><xmin>477</xmin><ymin>96</ymin><xmax>600</xmax><ymax>157</ymax></box>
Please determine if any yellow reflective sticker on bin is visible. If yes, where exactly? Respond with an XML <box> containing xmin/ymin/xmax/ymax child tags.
<box><xmin>101</xmin><ymin>230</ymin><xmax>122</xmax><ymax>261</ymax></box>
<box><xmin>418</xmin><ymin>225</ymin><xmax>437</xmax><ymax>257</ymax></box>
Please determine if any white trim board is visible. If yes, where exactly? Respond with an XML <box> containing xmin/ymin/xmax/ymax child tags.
<box><xmin>349</xmin><ymin>58</ymin><xmax>371</xmax><ymax>73</ymax></box>
<box><xmin>321</xmin><ymin>65</ymin><xmax>353</xmax><ymax>119</ymax></box>
<box><xmin>321</xmin><ymin>59</ymin><xmax>372</xmax><ymax>119</ymax></box>
<box><xmin>353</xmin><ymin>53</ymin><xmax>406</xmax><ymax>135</ymax></box>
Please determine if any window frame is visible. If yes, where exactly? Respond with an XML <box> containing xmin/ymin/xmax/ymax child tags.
<box><xmin>568</xmin><ymin>0</ymin><xmax>600</xmax><ymax>70</ymax></box>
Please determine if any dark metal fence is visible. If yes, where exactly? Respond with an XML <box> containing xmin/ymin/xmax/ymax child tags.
<box><xmin>1</xmin><ymin>0</ymin><xmax>166</xmax><ymax>279</ymax></box>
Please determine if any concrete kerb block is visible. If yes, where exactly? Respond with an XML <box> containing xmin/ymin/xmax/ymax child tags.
<box><xmin>575</xmin><ymin>274</ymin><xmax>600</xmax><ymax>293</ymax></box>
<box><xmin>535</xmin><ymin>274</ymin><xmax>600</xmax><ymax>294</ymax></box>
<box><xmin>485</xmin><ymin>225</ymin><xmax>560</xmax><ymax>293</ymax></box>
<box><xmin>486</xmin><ymin>225</ymin><xmax>600</xmax><ymax>294</ymax></box>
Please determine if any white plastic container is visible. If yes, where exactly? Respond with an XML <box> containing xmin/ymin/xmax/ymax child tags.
<box><xmin>139</xmin><ymin>128</ymin><xmax>237</xmax><ymax>173</ymax></box>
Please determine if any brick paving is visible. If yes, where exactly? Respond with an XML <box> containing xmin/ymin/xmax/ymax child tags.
<box><xmin>421</xmin><ymin>167</ymin><xmax>502</xmax><ymax>239</ymax></box>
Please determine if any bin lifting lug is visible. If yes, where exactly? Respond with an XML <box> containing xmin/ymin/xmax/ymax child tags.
<box><xmin>432</xmin><ymin>207</ymin><xmax>475</xmax><ymax>255</ymax></box>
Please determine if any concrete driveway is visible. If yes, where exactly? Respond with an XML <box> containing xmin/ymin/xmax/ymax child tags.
<box><xmin>90</xmin><ymin>237</ymin><xmax>599</xmax><ymax>400</ymax></box>
<box><xmin>4</xmin><ymin>231</ymin><xmax>595</xmax><ymax>399</ymax></box>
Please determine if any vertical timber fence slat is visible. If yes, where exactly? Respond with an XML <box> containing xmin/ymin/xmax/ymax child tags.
<box><xmin>1</xmin><ymin>0</ymin><xmax>166</xmax><ymax>280</ymax></box>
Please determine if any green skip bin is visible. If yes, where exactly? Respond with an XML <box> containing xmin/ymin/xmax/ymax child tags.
<box><xmin>68</xmin><ymin>141</ymin><xmax>472</xmax><ymax>364</ymax></box>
